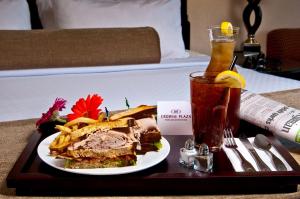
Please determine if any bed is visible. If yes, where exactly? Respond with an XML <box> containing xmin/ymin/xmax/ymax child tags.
<box><xmin>0</xmin><ymin>0</ymin><xmax>300</xmax><ymax>123</ymax></box>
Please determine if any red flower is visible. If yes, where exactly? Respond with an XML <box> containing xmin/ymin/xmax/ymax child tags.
<box><xmin>67</xmin><ymin>94</ymin><xmax>103</xmax><ymax>121</ymax></box>
<box><xmin>36</xmin><ymin>98</ymin><xmax>67</xmax><ymax>127</ymax></box>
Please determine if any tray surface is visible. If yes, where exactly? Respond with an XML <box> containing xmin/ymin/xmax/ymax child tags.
<box><xmin>6</xmin><ymin>121</ymin><xmax>300</xmax><ymax>196</ymax></box>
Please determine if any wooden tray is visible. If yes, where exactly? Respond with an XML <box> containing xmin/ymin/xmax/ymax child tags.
<box><xmin>6</xmin><ymin>121</ymin><xmax>300</xmax><ymax>196</ymax></box>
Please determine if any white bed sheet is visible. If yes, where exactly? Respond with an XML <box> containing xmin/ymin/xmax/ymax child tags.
<box><xmin>0</xmin><ymin>54</ymin><xmax>300</xmax><ymax>122</ymax></box>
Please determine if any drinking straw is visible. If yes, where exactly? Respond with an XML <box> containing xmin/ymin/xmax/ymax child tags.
<box><xmin>221</xmin><ymin>55</ymin><xmax>238</xmax><ymax>100</ymax></box>
<box><xmin>229</xmin><ymin>56</ymin><xmax>238</xmax><ymax>71</ymax></box>
<box><xmin>213</xmin><ymin>55</ymin><xmax>238</xmax><ymax>136</ymax></box>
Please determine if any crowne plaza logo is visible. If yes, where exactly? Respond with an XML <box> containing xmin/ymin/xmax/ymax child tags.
<box><xmin>161</xmin><ymin>108</ymin><xmax>191</xmax><ymax>121</ymax></box>
<box><xmin>171</xmin><ymin>109</ymin><xmax>181</xmax><ymax>114</ymax></box>
<box><xmin>157</xmin><ymin>101</ymin><xmax>193</xmax><ymax>135</ymax></box>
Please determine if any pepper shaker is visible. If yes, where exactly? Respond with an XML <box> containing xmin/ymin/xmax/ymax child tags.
<box><xmin>194</xmin><ymin>143</ymin><xmax>213</xmax><ymax>172</ymax></box>
<box><xmin>179</xmin><ymin>138</ymin><xmax>198</xmax><ymax>168</ymax></box>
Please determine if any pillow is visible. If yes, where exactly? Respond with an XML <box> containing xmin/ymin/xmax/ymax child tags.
<box><xmin>36</xmin><ymin>0</ymin><xmax>188</xmax><ymax>60</ymax></box>
<box><xmin>0</xmin><ymin>0</ymin><xmax>31</xmax><ymax>30</ymax></box>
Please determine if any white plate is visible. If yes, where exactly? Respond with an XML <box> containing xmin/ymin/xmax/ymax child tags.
<box><xmin>37</xmin><ymin>133</ymin><xmax>170</xmax><ymax>175</ymax></box>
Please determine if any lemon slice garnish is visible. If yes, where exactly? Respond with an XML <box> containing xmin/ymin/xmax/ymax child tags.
<box><xmin>221</xmin><ymin>21</ymin><xmax>233</xmax><ymax>36</ymax></box>
<box><xmin>215</xmin><ymin>70</ymin><xmax>246</xmax><ymax>89</ymax></box>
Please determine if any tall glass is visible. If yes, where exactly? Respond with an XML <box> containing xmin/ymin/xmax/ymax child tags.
<box><xmin>190</xmin><ymin>71</ymin><xmax>241</xmax><ymax>152</ymax></box>
<box><xmin>206</xmin><ymin>25</ymin><xmax>240</xmax><ymax>137</ymax></box>
<box><xmin>206</xmin><ymin>26</ymin><xmax>239</xmax><ymax>73</ymax></box>
<box><xmin>190</xmin><ymin>25</ymin><xmax>241</xmax><ymax>151</ymax></box>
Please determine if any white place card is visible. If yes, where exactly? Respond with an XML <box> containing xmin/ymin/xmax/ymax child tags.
<box><xmin>157</xmin><ymin>101</ymin><xmax>192</xmax><ymax>135</ymax></box>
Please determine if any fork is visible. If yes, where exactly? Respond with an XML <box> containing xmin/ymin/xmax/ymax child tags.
<box><xmin>224</xmin><ymin>129</ymin><xmax>256</xmax><ymax>172</ymax></box>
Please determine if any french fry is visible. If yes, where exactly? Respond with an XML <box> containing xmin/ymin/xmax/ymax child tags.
<box><xmin>49</xmin><ymin>141</ymin><xmax>70</xmax><ymax>150</ymax></box>
<box><xmin>58</xmin><ymin>135</ymin><xmax>65</xmax><ymax>144</ymax></box>
<box><xmin>98</xmin><ymin>112</ymin><xmax>106</xmax><ymax>122</ymax></box>
<box><xmin>55</xmin><ymin>125</ymin><xmax>72</xmax><ymax>133</ymax></box>
<box><xmin>72</xmin><ymin>125</ymin><xmax>78</xmax><ymax>131</ymax></box>
<box><xmin>64</xmin><ymin>117</ymin><xmax>98</xmax><ymax>127</ymax></box>
<box><xmin>49</xmin><ymin>134</ymin><xmax>71</xmax><ymax>150</ymax></box>
<box><xmin>65</xmin><ymin>134</ymin><xmax>71</xmax><ymax>142</ymax></box>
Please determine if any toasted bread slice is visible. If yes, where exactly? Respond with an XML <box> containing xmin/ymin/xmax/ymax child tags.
<box><xmin>135</xmin><ymin>117</ymin><xmax>161</xmax><ymax>143</ymax></box>
<box><xmin>66</xmin><ymin>146</ymin><xmax>135</xmax><ymax>159</ymax></box>
<box><xmin>140</xmin><ymin>129</ymin><xmax>161</xmax><ymax>143</ymax></box>
<box><xmin>110</xmin><ymin>105</ymin><xmax>156</xmax><ymax>121</ymax></box>
<box><xmin>70</xmin><ymin>117</ymin><xmax>133</xmax><ymax>140</ymax></box>
<box><xmin>65</xmin><ymin>155</ymin><xmax>136</xmax><ymax>169</ymax></box>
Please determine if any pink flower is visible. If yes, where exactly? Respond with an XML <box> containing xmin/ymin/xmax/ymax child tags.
<box><xmin>36</xmin><ymin>98</ymin><xmax>67</xmax><ymax>127</ymax></box>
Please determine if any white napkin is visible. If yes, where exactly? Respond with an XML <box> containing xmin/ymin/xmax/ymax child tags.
<box><xmin>222</xmin><ymin>137</ymin><xmax>293</xmax><ymax>172</ymax></box>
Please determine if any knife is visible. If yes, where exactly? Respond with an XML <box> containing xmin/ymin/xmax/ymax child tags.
<box><xmin>239</xmin><ymin>137</ymin><xmax>271</xmax><ymax>171</ymax></box>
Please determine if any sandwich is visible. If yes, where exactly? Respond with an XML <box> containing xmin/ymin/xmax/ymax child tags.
<box><xmin>109</xmin><ymin>105</ymin><xmax>162</xmax><ymax>154</ymax></box>
<box><xmin>49</xmin><ymin>119</ymin><xmax>137</xmax><ymax>169</ymax></box>
<box><xmin>65</xmin><ymin>129</ymin><xmax>136</xmax><ymax>169</ymax></box>
<box><xmin>49</xmin><ymin>105</ymin><xmax>162</xmax><ymax>168</ymax></box>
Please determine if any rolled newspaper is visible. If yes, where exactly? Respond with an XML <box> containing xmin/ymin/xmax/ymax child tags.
<box><xmin>240</xmin><ymin>90</ymin><xmax>300</xmax><ymax>143</ymax></box>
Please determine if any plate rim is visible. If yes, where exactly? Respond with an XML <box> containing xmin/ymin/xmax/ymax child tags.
<box><xmin>37</xmin><ymin>132</ymin><xmax>170</xmax><ymax>175</ymax></box>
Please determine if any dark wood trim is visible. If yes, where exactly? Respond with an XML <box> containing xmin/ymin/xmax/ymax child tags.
<box><xmin>27</xmin><ymin>0</ymin><xmax>42</xmax><ymax>29</ymax></box>
<box><xmin>181</xmin><ymin>0</ymin><xmax>190</xmax><ymax>49</ymax></box>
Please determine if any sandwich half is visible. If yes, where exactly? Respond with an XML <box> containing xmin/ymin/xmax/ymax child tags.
<box><xmin>109</xmin><ymin>105</ymin><xmax>162</xmax><ymax>154</ymax></box>
<box><xmin>49</xmin><ymin>105</ymin><xmax>162</xmax><ymax>168</ymax></box>
<box><xmin>49</xmin><ymin>121</ymin><xmax>137</xmax><ymax>169</ymax></box>
<box><xmin>133</xmin><ymin>117</ymin><xmax>162</xmax><ymax>154</ymax></box>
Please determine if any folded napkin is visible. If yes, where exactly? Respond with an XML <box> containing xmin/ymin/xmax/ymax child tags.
<box><xmin>222</xmin><ymin>137</ymin><xmax>293</xmax><ymax>172</ymax></box>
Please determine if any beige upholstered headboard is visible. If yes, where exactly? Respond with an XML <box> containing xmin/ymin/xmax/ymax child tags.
<box><xmin>0</xmin><ymin>27</ymin><xmax>161</xmax><ymax>70</ymax></box>
<box><xmin>0</xmin><ymin>1</ymin><xmax>190</xmax><ymax>70</ymax></box>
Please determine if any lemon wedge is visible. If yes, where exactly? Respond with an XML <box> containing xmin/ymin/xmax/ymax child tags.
<box><xmin>221</xmin><ymin>21</ymin><xmax>233</xmax><ymax>36</ymax></box>
<box><xmin>215</xmin><ymin>70</ymin><xmax>246</xmax><ymax>88</ymax></box>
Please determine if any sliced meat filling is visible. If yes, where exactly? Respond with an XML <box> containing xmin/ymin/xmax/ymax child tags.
<box><xmin>69</xmin><ymin>130</ymin><xmax>133</xmax><ymax>151</ymax></box>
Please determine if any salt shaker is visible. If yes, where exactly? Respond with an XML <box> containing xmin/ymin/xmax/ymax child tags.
<box><xmin>194</xmin><ymin>143</ymin><xmax>213</xmax><ymax>172</ymax></box>
<box><xmin>179</xmin><ymin>138</ymin><xmax>198</xmax><ymax>168</ymax></box>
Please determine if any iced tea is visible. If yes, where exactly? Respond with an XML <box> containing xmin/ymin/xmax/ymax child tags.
<box><xmin>205</xmin><ymin>25</ymin><xmax>241</xmax><ymax>136</ymax></box>
<box><xmin>206</xmin><ymin>40</ymin><xmax>236</xmax><ymax>73</ymax></box>
<box><xmin>190</xmin><ymin>25</ymin><xmax>241</xmax><ymax>151</ymax></box>
<box><xmin>190</xmin><ymin>72</ymin><xmax>240</xmax><ymax>151</ymax></box>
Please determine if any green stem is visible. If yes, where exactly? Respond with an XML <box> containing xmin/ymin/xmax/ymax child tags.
<box><xmin>55</xmin><ymin>117</ymin><xmax>67</xmax><ymax>123</ymax></box>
